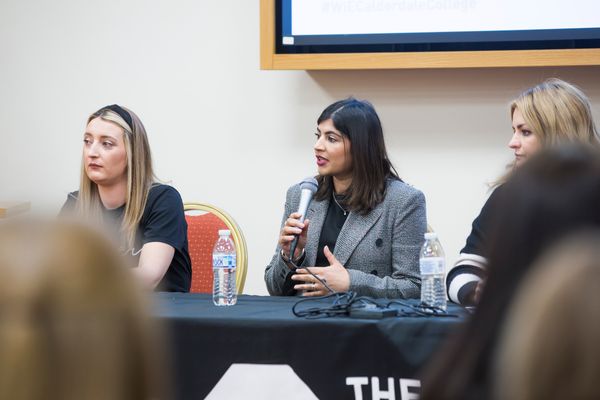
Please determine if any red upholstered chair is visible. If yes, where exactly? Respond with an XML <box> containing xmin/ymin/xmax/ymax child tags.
<box><xmin>184</xmin><ymin>203</ymin><xmax>248</xmax><ymax>294</ymax></box>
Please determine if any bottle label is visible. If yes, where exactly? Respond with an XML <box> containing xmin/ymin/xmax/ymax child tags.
<box><xmin>213</xmin><ymin>254</ymin><xmax>237</xmax><ymax>268</ymax></box>
<box><xmin>419</xmin><ymin>257</ymin><xmax>445</xmax><ymax>274</ymax></box>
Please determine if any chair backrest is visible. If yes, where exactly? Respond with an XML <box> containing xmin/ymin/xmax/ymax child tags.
<box><xmin>184</xmin><ymin>203</ymin><xmax>247</xmax><ymax>294</ymax></box>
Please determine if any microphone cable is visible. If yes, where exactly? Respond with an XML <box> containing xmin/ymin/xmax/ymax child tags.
<box><xmin>292</xmin><ymin>291</ymin><xmax>357</xmax><ymax>318</ymax></box>
<box><xmin>385</xmin><ymin>300</ymin><xmax>459</xmax><ymax>318</ymax></box>
<box><xmin>292</xmin><ymin>293</ymin><xmax>460</xmax><ymax>319</ymax></box>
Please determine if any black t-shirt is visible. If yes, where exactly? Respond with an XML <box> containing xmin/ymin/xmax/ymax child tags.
<box><xmin>61</xmin><ymin>184</ymin><xmax>191</xmax><ymax>292</ymax></box>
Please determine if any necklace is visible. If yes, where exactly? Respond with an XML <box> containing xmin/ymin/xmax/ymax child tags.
<box><xmin>332</xmin><ymin>192</ymin><xmax>348</xmax><ymax>216</ymax></box>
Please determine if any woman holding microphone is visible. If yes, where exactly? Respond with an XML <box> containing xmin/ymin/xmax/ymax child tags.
<box><xmin>265</xmin><ymin>98</ymin><xmax>427</xmax><ymax>298</ymax></box>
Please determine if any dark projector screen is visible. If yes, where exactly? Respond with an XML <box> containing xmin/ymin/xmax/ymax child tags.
<box><xmin>277</xmin><ymin>0</ymin><xmax>600</xmax><ymax>53</ymax></box>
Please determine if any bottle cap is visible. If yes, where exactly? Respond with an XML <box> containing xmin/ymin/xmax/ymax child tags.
<box><xmin>424</xmin><ymin>232</ymin><xmax>438</xmax><ymax>240</ymax></box>
<box><xmin>218</xmin><ymin>229</ymin><xmax>231</xmax><ymax>236</ymax></box>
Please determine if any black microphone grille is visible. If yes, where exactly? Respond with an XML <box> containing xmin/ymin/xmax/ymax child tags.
<box><xmin>299</xmin><ymin>177</ymin><xmax>318</xmax><ymax>193</ymax></box>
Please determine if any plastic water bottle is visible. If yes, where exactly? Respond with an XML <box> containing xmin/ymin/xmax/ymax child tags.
<box><xmin>419</xmin><ymin>232</ymin><xmax>447</xmax><ymax>311</ymax></box>
<box><xmin>212</xmin><ymin>229</ymin><xmax>237</xmax><ymax>306</ymax></box>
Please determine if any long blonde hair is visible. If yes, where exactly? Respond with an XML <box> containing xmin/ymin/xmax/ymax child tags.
<box><xmin>76</xmin><ymin>105</ymin><xmax>155</xmax><ymax>249</ymax></box>
<box><xmin>511</xmin><ymin>78</ymin><xmax>598</xmax><ymax>146</ymax></box>
<box><xmin>495</xmin><ymin>78</ymin><xmax>599</xmax><ymax>185</ymax></box>
<box><xmin>0</xmin><ymin>219</ymin><xmax>166</xmax><ymax>400</ymax></box>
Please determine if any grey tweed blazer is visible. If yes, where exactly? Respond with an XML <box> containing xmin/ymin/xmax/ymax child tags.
<box><xmin>265</xmin><ymin>179</ymin><xmax>426</xmax><ymax>298</ymax></box>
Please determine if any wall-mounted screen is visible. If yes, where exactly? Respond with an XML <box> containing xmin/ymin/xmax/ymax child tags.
<box><xmin>277</xmin><ymin>0</ymin><xmax>600</xmax><ymax>53</ymax></box>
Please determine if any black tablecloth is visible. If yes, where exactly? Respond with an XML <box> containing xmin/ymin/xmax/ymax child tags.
<box><xmin>153</xmin><ymin>293</ymin><xmax>467</xmax><ymax>399</ymax></box>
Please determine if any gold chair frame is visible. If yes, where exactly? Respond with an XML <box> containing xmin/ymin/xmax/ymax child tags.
<box><xmin>184</xmin><ymin>203</ymin><xmax>248</xmax><ymax>294</ymax></box>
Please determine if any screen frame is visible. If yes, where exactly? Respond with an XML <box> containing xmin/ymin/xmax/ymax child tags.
<box><xmin>260</xmin><ymin>0</ymin><xmax>600</xmax><ymax>70</ymax></box>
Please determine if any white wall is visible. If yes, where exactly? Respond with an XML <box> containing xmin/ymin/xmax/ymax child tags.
<box><xmin>1</xmin><ymin>1</ymin><xmax>599</xmax><ymax>294</ymax></box>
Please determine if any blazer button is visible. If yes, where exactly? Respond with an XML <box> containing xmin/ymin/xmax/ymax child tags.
<box><xmin>375</xmin><ymin>238</ymin><xmax>383</xmax><ymax>247</ymax></box>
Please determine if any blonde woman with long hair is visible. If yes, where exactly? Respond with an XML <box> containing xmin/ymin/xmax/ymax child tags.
<box><xmin>447</xmin><ymin>78</ymin><xmax>599</xmax><ymax>306</ymax></box>
<box><xmin>61</xmin><ymin>104</ymin><xmax>191</xmax><ymax>292</ymax></box>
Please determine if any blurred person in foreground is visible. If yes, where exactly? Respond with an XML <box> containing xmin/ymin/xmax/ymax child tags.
<box><xmin>60</xmin><ymin>104</ymin><xmax>191</xmax><ymax>292</ymax></box>
<box><xmin>447</xmin><ymin>78</ymin><xmax>599</xmax><ymax>306</ymax></box>
<box><xmin>494</xmin><ymin>232</ymin><xmax>600</xmax><ymax>400</ymax></box>
<box><xmin>0</xmin><ymin>219</ymin><xmax>167</xmax><ymax>400</ymax></box>
<box><xmin>421</xmin><ymin>144</ymin><xmax>600</xmax><ymax>400</ymax></box>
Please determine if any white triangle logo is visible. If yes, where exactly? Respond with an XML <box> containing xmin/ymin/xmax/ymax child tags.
<box><xmin>206</xmin><ymin>363</ymin><xmax>319</xmax><ymax>399</ymax></box>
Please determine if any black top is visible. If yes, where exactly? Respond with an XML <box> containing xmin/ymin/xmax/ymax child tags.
<box><xmin>315</xmin><ymin>193</ymin><xmax>349</xmax><ymax>266</ymax></box>
<box><xmin>61</xmin><ymin>184</ymin><xmax>191</xmax><ymax>292</ymax></box>
<box><xmin>446</xmin><ymin>185</ymin><xmax>506</xmax><ymax>305</ymax></box>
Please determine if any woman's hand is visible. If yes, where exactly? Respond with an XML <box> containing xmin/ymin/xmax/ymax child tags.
<box><xmin>473</xmin><ymin>280</ymin><xmax>485</xmax><ymax>304</ymax></box>
<box><xmin>292</xmin><ymin>246</ymin><xmax>350</xmax><ymax>296</ymax></box>
<box><xmin>465</xmin><ymin>279</ymin><xmax>485</xmax><ymax>306</ymax></box>
<box><xmin>279</xmin><ymin>212</ymin><xmax>310</xmax><ymax>261</ymax></box>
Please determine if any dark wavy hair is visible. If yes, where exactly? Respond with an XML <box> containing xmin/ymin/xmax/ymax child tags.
<box><xmin>314</xmin><ymin>98</ymin><xmax>400</xmax><ymax>214</ymax></box>
<box><xmin>421</xmin><ymin>143</ymin><xmax>600</xmax><ymax>400</ymax></box>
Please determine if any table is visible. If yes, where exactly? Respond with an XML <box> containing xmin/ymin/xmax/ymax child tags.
<box><xmin>153</xmin><ymin>293</ymin><xmax>467</xmax><ymax>400</ymax></box>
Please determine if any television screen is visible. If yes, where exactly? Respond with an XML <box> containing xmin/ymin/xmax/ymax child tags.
<box><xmin>277</xmin><ymin>0</ymin><xmax>600</xmax><ymax>53</ymax></box>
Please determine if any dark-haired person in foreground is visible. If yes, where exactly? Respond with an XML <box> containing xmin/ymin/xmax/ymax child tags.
<box><xmin>421</xmin><ymin>144</ymin><xmax>600</xmax><ymax>400</ymax></box>
<box><xmin>60</xmin><ymin>104</ymin><xmax>191</xmax><ymax>292</ymax></box>
<box><xmin>447</xmin><ymin>78</ymin><xmax>599</xmax><ymax>306</ymax></box>
<box><xmin>264</xmin><ymin>98</ymin><xmax>427</xmax><ymax>298</ymax></box>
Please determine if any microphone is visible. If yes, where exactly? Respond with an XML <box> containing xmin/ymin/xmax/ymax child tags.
<box><xmin>288</xmin><ymin>177</ymin><xmax>318</xmax><ymax>261</ymax></box>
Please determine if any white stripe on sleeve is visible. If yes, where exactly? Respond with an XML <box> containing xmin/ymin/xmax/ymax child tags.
<box><xmin>448</xmin><ymin>273</ymin><xmax>482</xmax><ymax>304</ymax></box>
